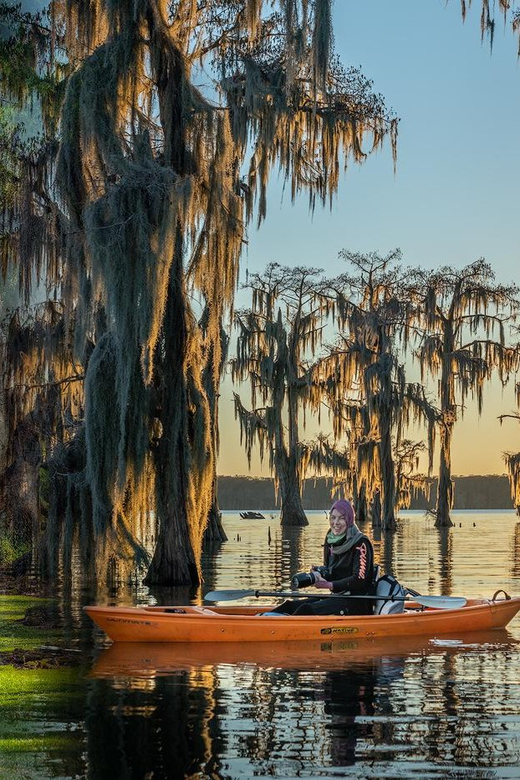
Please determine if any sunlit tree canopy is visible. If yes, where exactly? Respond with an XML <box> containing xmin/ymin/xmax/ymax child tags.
<box><xmin>0</xmin><ymin>0</ymin><xmax>397</xmax><ymax>584</ymax></box>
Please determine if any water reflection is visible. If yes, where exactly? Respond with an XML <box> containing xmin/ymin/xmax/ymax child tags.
<box><xmin>85</xmin><ymin>671</ymin><xmax>221</xmax><ymax>779</ymax></box>
<box><xmin>438</xmin><ymin>526</ymin><xmax>454</xmax><ymax>595</ymax></box>
<box><xmin>323</xmin><ymin>664</ymin><xmax>377</xmax><ymax>766</ymax></box>
<box><xmin>87</xmin><ymin>654</ymin><xmax>391</xmax><ymax>777</ymax></box>
<box><xmin>4</xmin><ymin>510</ymin><xmax>520</xmax><ymax>779</ymax></box>
<box><xmin>87</xmin><ymin>630</ymin><xmax>518</xmax><ymax>778</ymax></box>
<box><xmin>90</xmin><ymin>632</ymin><xmax>512</xmax><ymax>675</ymax></box>
<box><xmin>512</xmin><ymin>521</ymin><xmax>520</xmax><ymax>579</ymax></box>
<box><xmin>381</xmin><ymin>526</ymin><xmax>395</xmax><ymax>577</ymax></box>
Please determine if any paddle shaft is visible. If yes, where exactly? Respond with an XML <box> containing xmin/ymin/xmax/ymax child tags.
<box><xmin>253</xmin><ymin>591</ymin><xmax>394</xmax><ymax>600</ymax></box>
<box><xmin>204</xmin><ymin>589</ymin><xmax>467</xmax><ymax>608</ymax></box>
<box><xmin>205</xmin><ymin>589</ymin><xmax>380</xmax><ymax>602</ymax></box>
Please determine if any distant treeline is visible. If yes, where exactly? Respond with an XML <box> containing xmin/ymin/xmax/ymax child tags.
<box><xmin>217</xmin><ymin>475</ymin><xmax>514</xmax><ymax>511</ymax></box>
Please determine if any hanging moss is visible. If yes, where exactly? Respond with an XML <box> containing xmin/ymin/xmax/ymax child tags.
<box><xmin>2</xmin><ymin>0</ymin><xmax>398</xmax><ymax>585</ymax></box>
<box><xmin>414</xmin><ymin>260</ymin><xmax>520</xmax><ymax>526</ymax></box>
<box><xmin>232</xmin><ymin>264</ymin><xmax>332</xmax><ymax>526</ymax></box>
<box><xmin>313</xmin><ymin>250</ymin><xmax>442</xmax><ymax>532</ymax></box>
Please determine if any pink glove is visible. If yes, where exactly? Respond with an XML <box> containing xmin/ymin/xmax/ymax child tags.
<box><xmin>314</xmin><ymin>580</ymin><xmax>333</xmax><ymax>590</ymax></box>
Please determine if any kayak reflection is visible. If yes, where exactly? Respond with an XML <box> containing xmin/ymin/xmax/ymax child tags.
<box><xmin>91</xmin><ymin>628</ymin><xmax>515</xmax><ymax>677</ymax></box>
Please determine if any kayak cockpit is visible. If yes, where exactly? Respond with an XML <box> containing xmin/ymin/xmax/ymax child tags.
<box><xmin>142</xmin><ymin>603</ymin><xmax>439</xmax><ymax>617</ymax></box>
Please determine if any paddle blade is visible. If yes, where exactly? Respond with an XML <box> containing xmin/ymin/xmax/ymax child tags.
<box><xmin>414</xmin><ymin>595</ymin><xmax>467</xmax><ymax>609</ymax></box>
<box><xmin>204</xmin><ymin>589</ymin><xmax>255</xmax><ymax>602</ymax></box>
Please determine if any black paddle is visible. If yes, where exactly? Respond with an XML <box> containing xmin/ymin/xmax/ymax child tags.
<box><xmin>203</xmin><ymin>589</ymin><xmax>467</xmax><ymax>609</ymax></box>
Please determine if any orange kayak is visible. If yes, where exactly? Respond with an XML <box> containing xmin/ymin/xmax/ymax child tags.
<box><xmin>84</xmin><ymin>595</ymin><xmax>520</xmax><ymax>644</ymax></box>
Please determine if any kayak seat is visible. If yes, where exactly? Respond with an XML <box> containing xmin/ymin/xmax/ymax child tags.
<box><xmin>259</xmin><ymin>611</ymin><xmax>289</xmax><ymax>616</ymax></box>
<box><xmin>160</xmin><ymin>607</ymin><xmax>218</xmax><ymax>615</ymax></box>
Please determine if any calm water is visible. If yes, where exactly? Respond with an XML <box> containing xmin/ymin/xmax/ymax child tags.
<box><xmin>2</xmin><ymin>510</ymin><xmax>520</xmax><ymax>779</ymax></box>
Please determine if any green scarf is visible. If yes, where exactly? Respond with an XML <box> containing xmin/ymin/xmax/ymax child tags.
<box><xmin>326</xmin><ymin>529</ymin><xmax>347</xmax><ymax>545</ymax></box>
<box><xmin>326</xmin><ymin>523</ymin><xmax>364</xmax><ymax>554</ymax></box>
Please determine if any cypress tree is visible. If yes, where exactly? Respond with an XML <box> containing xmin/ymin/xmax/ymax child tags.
<box><xmin>2</xmin><ymin>1</ymin><xmax>397</xmax><ymax>585</ymax></box>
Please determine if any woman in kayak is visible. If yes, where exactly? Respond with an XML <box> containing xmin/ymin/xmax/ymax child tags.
<box><xmin>268</xmin><ymin>499</ymin><xmax>375</xmax><ymax>616</ymax></box>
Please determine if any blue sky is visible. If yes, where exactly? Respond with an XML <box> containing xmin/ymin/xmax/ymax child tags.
<box><xmin>244</xmin><ymin>1</ymin><xmax>520</xmax><ymax>283</ymax></box>
<box><xmin>218</xmin><ymin>0</ymin><xmax>520</xmax><ymax>478</ymax></box>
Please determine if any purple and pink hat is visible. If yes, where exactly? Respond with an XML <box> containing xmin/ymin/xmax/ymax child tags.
<box><xmin>330</xmin><ymin>499</ymin><xmax>355</xmax><ymax>528</ymax></box>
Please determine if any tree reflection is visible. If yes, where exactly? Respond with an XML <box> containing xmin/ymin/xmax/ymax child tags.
<box><xmin>84</xmin><ymin>671</ymin><xmax>223</xmax><ymax>779</ymax></box>
<box><xmin>322</xmin><ymin>664</ymin><xmax>377</xmax><ymax>765</ymax></box>
<box><xmin>511</xmin><ymin>521</ymin><xmax>520</xmax><ymax>579</ymax></box>
<box><xmin>382</xmin><ymin>529</ymin><xmax>396</xmax><ymax>577</ymax></box>
<box><xmin>278</xmin><ymin>525</ymin><xmax>310</xmax><ymax>588</ymax></box>
<box><xmin>438</xmin><ymin>527</ymin><xmax>453</xmax><ymax>595</ymax></box>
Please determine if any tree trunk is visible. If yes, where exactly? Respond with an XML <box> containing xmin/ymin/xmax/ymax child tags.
<box><xmin>145</xmin><ymin>239</ymin><xmax>212</xmax><ymax>586</ymax></box>
<box><xmin>382</xmin><ymin>527</ymin><xmax>395</xmax><ymax>575</ymax></box>
<box><xmin>278</xmin><ymin>380</ymin><xmax>307</xmax><ymax>526</ymax></box>
<box><xmin>435</xmin><ymin>415</ymin><xmax>455</xmax><ymax>528</ymax></box>
<box><xmin>201</xmin><ymin>314</ymin><xmax>228</xmax><ymax>547</ymax></box>
<box><xmin>146</xmin><ymin>388</ymin><xmax>200</xmax><ymax>584</ymax></box>
<box><xmin>370</xmin><ymin>490</ymin><xmax>382</xmax><ymax>530</ymax></box>
<box><xmin>203</xmin><ymin>492</ymin><xmax>227</xmax><ymax>544</ymax></box>
<box><xmin>279</xmin><ymin>486</ymin><xmax>308</xmax><ymax>525</ymax></box>
<box><xmin>2</xmin><ymin>417</ymin><xmax>41</xmax><ymax>561</ymax></box>
<box><xmin>379</xmin><ymin>417</ymin><xmax>397</xmax><ymax>532</ymax></box>
<box><xmin>353</xmin><ymin>480</ymin><xmax>369</xmax><ymax>524</ymax></box>
<box><xmin>145</xmin><ymin>513</ymin><xmax>199</xmax><ymax>586</ymax></box>
<box><xmin>278</xmin><ymin>454</ymin><xmax>308</xmax><ymax>526</ymax></box>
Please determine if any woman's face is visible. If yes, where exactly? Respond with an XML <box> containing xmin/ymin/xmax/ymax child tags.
<box><xmin>329</xmin><ymin>509</ymin><xmax>347</xmax><ymax>534</ymax></box>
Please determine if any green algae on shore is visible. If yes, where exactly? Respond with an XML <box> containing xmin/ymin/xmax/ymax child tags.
<box><xmin>0</xmin><ymin>665</ymin><xmax>85</xmax><ymax>780</ymax></box>
<box><xmin>0</xmin><ymin>599</ymin><xmax>87</xmax><ymax>780</ymax></box>
<box><xmin>0</xmin><ymin>595</ymin><xmax>61</xmax><ymax>653</ymax></box>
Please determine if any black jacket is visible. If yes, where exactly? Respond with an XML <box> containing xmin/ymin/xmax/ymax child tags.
<box><xmin>323</xmin><ymin>528</ymin><xmax>375</xmax><ymax>596</ymax></box>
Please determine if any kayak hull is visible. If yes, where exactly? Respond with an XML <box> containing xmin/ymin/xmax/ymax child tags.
<box><xmin>84</xmin><ymin>597</ymin><xmax>520</xmax><ymax>643</ymax></box>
